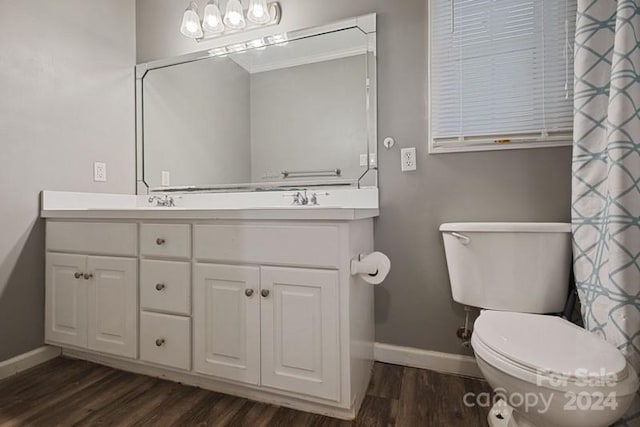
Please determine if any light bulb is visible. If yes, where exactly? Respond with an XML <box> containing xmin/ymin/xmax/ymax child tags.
<box><xmin>248</xmin><ymin>0</ymin><xmax>270</xmax><ymax>24</ymax></box>
<box><xmin>223</xmin><ymin>0</ymin><xmax>245</xmax><ymax>29</ymax></box>
<box><xmin>203</xmin><ymin>0</ymin><xmax>224</xmax><ymax>33</ymax></box>
<box><xmin>207</xmin><ymin>15</ymin><xmax>219</xmax><ymax>27</ymax></box>
<box><xmin>223</xmin><ymin>0</ymin><xmax>246</xmax><ymax>30</ymax></box>
<box><xmin>180</xmin><ymin>1</ymin><xmax>203</xmax><ymax>39</ymax></box>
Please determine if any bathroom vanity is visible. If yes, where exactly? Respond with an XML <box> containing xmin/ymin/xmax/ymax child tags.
<box><xmin>41</xmin><ymin>13</ymin><xmax>380</xmax><ymax>419</ymax></box>
<box><xmin>41</xmin><ymin>189</ymin><xmax>378</xmax><ymax>419</ymax></box>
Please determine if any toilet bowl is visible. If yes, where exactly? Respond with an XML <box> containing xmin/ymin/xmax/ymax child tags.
<box><xmin>439</xmin><ymin>223</ymin><xmax>639</xmax><ymax>427</ymax></box>
<box><xmin>472</xmin><ymin>311</ymin><xmax>638</xmax><ymax>427</ymax></box>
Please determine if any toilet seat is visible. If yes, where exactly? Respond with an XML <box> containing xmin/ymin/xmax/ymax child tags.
<box><xmin>472</xmin><ymin>311</ymin><xmax>636</xmax><ymax>393</ymax></box>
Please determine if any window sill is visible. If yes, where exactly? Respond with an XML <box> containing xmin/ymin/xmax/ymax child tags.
<box><xmin>428</xmin><ymin>139</ymin><xmax>573</xmax><ymax>155</ymax></box>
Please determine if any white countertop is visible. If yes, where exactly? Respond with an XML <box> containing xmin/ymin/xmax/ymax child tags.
<box><xmin>40</xmin><ymin>189</ymin><xmax>379</xmax><ymax>221</ymax></box>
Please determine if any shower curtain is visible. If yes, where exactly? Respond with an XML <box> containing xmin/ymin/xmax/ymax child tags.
<box><xmin>572</xmin><ymin>0</ymin><xmax>640</xmax><ymax>424</ymax></box>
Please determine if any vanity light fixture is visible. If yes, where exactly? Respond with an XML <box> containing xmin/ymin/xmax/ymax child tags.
<box><xmin>267</xmin><ymin>33</ymin><xmax>288</xmax><ymax>46</ymax></box>
<box><xmin>247</xmin><ymin>0</ymin><xmax>270</xmax><ymax>24</ymax></box>
<box><xmin>180</xmin><ymin>1</ymin><xmax>204</xmax><ymax>39</ymax></box>
<box><xmin>227</xmin><ymin>42</ymin><xmax>249</xmax><ymax>53</ymax></box>
<box><xmin>246</xmin><ymin>38</ymin><xmax>266</xmax><ymax>49</ymax></box>
<box><xmin>202</xmin><ymin>0</ymin><xmax>224</xmax><ymax>34</ymax></box>
<box><xmin>223</xmin><ymin>0</ymin><xmax>246</xmax><ymax>30</ymax></box>
<box><xmin>207</xmin><ymin>33</ymin><xmax>286</xmax><ymax>57</ymax></box>
<box><xmin>208</xmin><ymin>47</ymin><xmax>229</xmax><ymax>57</ymax></box>
<box><xmin>180</xmin><ymin>0</ymin><xmax>281</xmax><ymax>41</ymax></box>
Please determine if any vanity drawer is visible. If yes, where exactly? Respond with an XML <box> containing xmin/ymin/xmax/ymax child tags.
<box><xmin>140</xmin><ymin>224</ymin><xmax>191</xmax><ymax>259</ymax></box>
<box><xmin>194</xmin><ymin>224</ymin><xmax>340</xmax><ymax>268</ymax></box>
<box><xmin>140</xmin><ymin>259</ymin><xmax>191</xmax><ymax>316</ymax></box>
<box><xmin>46</xmin><ymin>221</ymin><xmax>137</xmax><ymax>256</ymax></box>
<box><xmin>140</xmin><ymin>312</ymin><xmax>191</xmax><ymax>370</ymax></box>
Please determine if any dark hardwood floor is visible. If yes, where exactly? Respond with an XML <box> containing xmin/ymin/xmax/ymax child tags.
<box><xmin>0</xmin><ymin>358</ymin><xmax>491</xmax><ymax>426</ymax></box>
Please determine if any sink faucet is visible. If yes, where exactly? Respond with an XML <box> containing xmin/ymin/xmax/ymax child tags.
<box><xmin>294</xmin><ymin>191</ymin><xmax>308</xmax><ymax>205</ymax></box>
<box><xmin>287</xmin><ymin>191</ymin><xmax>330</xmax><ymax>206</ymax></box>
<box><xmin>148</xmin><ymin>194</ymin><xmax>176</xmax><ymax>207</ymax></box>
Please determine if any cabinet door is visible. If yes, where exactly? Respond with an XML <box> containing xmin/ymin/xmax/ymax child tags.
<box><xmin>193</xmin><ymin>263</ymin><xmax>260</xmax><ymax>385</ymax></box>
<box><xmin>86</xmin><ymin>256</ymin><xmax>138</xmax><ymax>358</ymax></box>
<box><xmin>45</xmin><ymin>253</ymin><xmax>87</xmax><ymax>348</ymax></box>
<box><xmin>260</xmin><ymin>266</ymin><xmax>340</xmax><ymax>401</ymax></box>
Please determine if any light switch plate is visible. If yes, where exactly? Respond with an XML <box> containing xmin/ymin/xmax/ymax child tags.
<box><xmin>93</xmin><ymin>162</ymin><xmax>107</xmax><ymax>182</ymax></box>
<box><xmin>401</xmin><ymin>147</ymin><xmax>417</xmax><ymax>171</ymax></box>
<box><xmin>360</xmin><ymin>154</ymin><xmax>368</xmax><ymax>167</ymax></box>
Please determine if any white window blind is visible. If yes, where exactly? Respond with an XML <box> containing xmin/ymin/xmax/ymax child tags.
<box><xmin>430</xmin><ymin>0</ymin><xmax>576</xmax><ymax>152</ymax></box>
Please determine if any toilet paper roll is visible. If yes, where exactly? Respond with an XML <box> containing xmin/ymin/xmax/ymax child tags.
<box><xmin>351</xmin><ymin>251</ymin><xmax>391</xmax><ymax>285</ymax></box>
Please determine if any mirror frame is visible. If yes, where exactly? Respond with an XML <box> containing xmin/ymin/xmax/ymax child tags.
<box><xmin>135</xmin><ymin>13</ymin><xmax>377</xmax><ymax>194</ymax></box>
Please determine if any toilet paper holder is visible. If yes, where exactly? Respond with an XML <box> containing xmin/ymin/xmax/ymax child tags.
<box><xmin>350</xmin><ymin>254</ymin><xmax>379</xmax><ymax>276</ymax></box>
<box><xmin>350</xmin><ymin>251</ymin><xmax>391</xmax><ymax>285</ymax></box>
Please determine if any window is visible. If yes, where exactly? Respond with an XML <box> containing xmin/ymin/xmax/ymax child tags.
<box><xmin>429</xmin><ymin>0</ymin><xmax>576</xmax><ymax>153</ymax></box>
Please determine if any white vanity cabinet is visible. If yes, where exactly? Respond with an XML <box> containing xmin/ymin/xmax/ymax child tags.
<box><xmin>193</xmin><ymin>264</ymin><xmax>340</xmax><ymax>401</ymax></box>
<box><xmin>138</xmin><ymin>223</ymin><xmax>192</xmax><ymax>371</ymax></box>
<box><xmin>193</xmin><ymin>263</ymin><xmax>261</xmax><ymax>385</ymax></box>
<box><xmin>45</xmin><ymin>222</ymin><xmax>138</xmax><ymax>359</ymax></box>
<box><xmin>43</xmin><ymin>217</ymin><xmax>375</xmax><ymax>420</ymax></box>
<box><xmin>260</xmin><ymin>266</ymin><xmax>340</xmax><ymax>401</ymax></box>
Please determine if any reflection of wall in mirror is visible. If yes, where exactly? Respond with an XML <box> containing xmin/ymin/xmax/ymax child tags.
<box><xmin>143</xmin><ymin>58</ymin><xmax>251</xmax><ymax>188</ymax></box>
<box><xmin>249</xmin><ymin>54</ymin><xmax>368</xmax><ymax>182</ymax></box>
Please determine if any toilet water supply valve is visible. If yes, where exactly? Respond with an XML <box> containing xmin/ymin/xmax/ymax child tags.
<box><xmin>457</xmin><ymin>306</ymin><xmax>473</xmax><ymax>347</ymax></box>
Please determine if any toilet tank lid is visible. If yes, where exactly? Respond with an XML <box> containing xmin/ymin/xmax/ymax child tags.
<box><xmin>439</xmin><ymin>222</ymin><xmax>571</xmax><ymax>233</ymax></box>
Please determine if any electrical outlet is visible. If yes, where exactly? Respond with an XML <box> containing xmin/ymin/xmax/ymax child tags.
<box><xmin>401</xmin><ymin>147</ymin><xmax>417</xmax><ymax>171</ymax></box>
<box><xmin>93</xmin><ymin>162</ymin><xmax>107</xmax><ymax>182</ymax></box>
<box><xmin>161</xmin><ymin>171</ymin><xmax>171</xmax><ymax>187</ymax></box>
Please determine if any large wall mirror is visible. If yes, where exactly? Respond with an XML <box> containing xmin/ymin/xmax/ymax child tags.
<box><xmin>136</xmin><ymin>14</ymin><xmax>377</xmax><ymax>193</ymax></box>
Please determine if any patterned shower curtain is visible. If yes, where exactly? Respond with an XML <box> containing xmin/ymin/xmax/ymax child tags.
<box><xmin>572</xmin><ymin>0</ymin><xmax>640</xmax><ymax>424</ymax></box>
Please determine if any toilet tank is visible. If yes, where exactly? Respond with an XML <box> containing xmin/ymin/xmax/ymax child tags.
<box><xmin>440</xmin><ymin>222</ymin><xmax>572</xmax><ymax>313</ymax></box>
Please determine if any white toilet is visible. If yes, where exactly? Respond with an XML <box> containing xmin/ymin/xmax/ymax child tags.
<box><xmin>440</xmin><ymin>222</ymin><xmax>639</xmax><ymax>427</ymax></box>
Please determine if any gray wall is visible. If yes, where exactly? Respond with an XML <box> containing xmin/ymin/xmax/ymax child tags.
<box><xmin>144</xmin><ymin>58</ymin><xmax>251</xmax><ymax>188</ymax></box>
<box><xmin>0</xmin><ymin>0</ymin><xmax>136</xmax><ymax>361</ymax></box>
<box><xmin>137</xmin><ymin>0</ymin><xmax>572</xmax><ymax>355</ymax></box>
<box><xmin>250</xmin><ymin>55</ymin><xmax>367</xmax><ymax>182</ymax></box>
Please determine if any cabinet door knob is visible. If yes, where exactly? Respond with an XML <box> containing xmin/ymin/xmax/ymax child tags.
<box><xmin>155</xmin><ymin>338</ymin><xmax>165</xmax><ymax>347</ymax></box>
<box><xmin>74</xmin><ymin>272</ymin><xmax>82</xmax><ymax>279</ymax></box>
<box><xmin>155</xmin><ymin>283</ymin><xmax>166</xmax><ymax>291</ymax></box>
<box><xmin>261</xmin><ymin>289</ymin><xmax>270</xmax><ymax>298</ymax></box>
<box><xmin>83</xmin><ymin>273</ymin><xmax>93</xmax><ymax>280</ymax></box>
<box><xmin>245</xmin><ymin>289</ymin><xmax>254</xmax><ymax>297</ymax></box>
<box><xmin>156</xmin><ymin>238</ymin><xmax>166</xmax><ymax>245</ymax></box>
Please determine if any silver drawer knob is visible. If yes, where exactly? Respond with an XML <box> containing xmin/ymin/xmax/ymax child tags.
<box><xmin>261</xmin><ymin>289</ymin><xmax>270</xmax><ymax>298</ymax></box>
<box><xmin>245</xmin><ymin>289</ymin><xmax>254</xmax><ymax>297</ymax></box>
<box><xmin>155</xmin><ymin>283</ymin><xmax>166</xmax><ymax>291</ymax></box>
<box><xmin>156</xmin><ymin>238</ymin><xmax>166</xmax><ymax>245</ymax></box>
<box><xmin>74</xmin><ymin>272</ymin><xmax>82</xmax><ymax>279</ymax></box>
<box><xmin>155</xmin><ymin>338</ymin><xmax>165</xmax><ymax>347</ymax></box>
<box><xmin>83</xmin><ymin>273</ymin><xmax>93</xmax><ymax>280</ymax></box>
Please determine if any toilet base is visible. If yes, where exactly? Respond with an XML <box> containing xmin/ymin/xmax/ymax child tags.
<box><xmin>488</xmin><ymin>400</ymin><xmax>538</xmax><ymax>427</ymax></box>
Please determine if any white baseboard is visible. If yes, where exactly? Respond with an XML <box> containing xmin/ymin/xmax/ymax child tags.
<box><xmin>0</xmin><ymin>345</ymin><xmax>61</xmax><ymax>380</ymax></box>
<box><xmin>374</xmin><ymin>342</ymin><xmax>483</xmax><ymax>378</ymax></box>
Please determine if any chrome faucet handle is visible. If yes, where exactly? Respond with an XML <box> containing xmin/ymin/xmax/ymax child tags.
<box><xmin>148</xmin><ymin>194</ymin><xmax>177</xmax><ymax>207</ymax></box>
<box><xmin>309</xmin><ymin>192</ymin><xmax>329</xmax><ymax>205</ymax></box>
<box><xmin>292</xmin><ymin>192</ymin><xmax>301</xmax><ymax>205</ymax></box>
<box><xmin>299</xmin><ymin>190</ymin><xmax>309</xmax><ymax>205</ymax></box>
<box><xmin>284</xmin><ymin>192</ymin><xmax>302</xmax><ymax>205</ymax></box>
